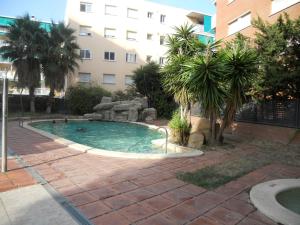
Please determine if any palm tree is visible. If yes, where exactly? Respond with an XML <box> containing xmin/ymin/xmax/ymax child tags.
<box><xmin>162</xmin><ymin>23</ymin><xmax>205</xmax><ymax>119</ymax></box>
<box><xmin>0</xmin><ymin>14</ymin><xmax>47</xmax><ymax>113</ymax></box>
<box><xmin>184</xmin><ymin>43</ymin><xmax>226</xmax><ymax>144</ymax></box>
<box><xmin>217</xmin><ymin>35</ymin><xmax>258</xmax><ymax>143</ymax></box>
<box><xmin>42</xmin><ymin>22</ymin><xmax>80</xmax><ymax>113</ymax></box>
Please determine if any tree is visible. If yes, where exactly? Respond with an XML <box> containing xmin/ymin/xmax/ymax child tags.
<box><xmin>184</xmin><ymin>42</ymin><xmax>226</xmax><ymax>144</ymax></box>
<box><xmin>0</xmin><ymin>14</ymin><xmax>47</xmax><ymax>112</ymax></box>
<box><xmin>162</xmin><ymin>24</ymin><xmax>206</xmax><ymax>120</ymax></box>
<box><xmin>217</xmin><ymin>34</ymin><xmax>258</xmax><ymax>143</ymax></box>
<box><xmin>42</xmin><ymin>22</ymin><xmax>80</xmax><ymax>113</ymax></box>
<box><xmin>132</xmin><ymin>62</ymin><xmax>176</xmax><ymax>118</ymax></box>
<box><xmin>253</xmin><ymin>14</ymin><xmax>300</xmax><ymax>99</ymax></box>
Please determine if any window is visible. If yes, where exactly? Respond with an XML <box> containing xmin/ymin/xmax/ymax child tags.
<box><xmin>126</xmin><ymin>53</ymin><xmax>137</xmax><ymax>63</ymax></box>
<box><xmin>160</xmin><ymin>36</ymin><xmax>165</xmax><ymax>45</ymax></box>
<box><xmin>80</xmin><ymin>49</ymin><xmax>91</xmax><ymax>59</ymax></box>
<box><xmin>80</xmin><ymin>2</ymin><xmax>92</xmax><ymax>13</ymax></box>
<box><xmin>104</xmin><ymin>28</ymin><xmax>116</xmax><ymax>38</ymax></box>
<box><xmin>79</xmin><ymin>25</ymin><xmax>92</xmax><ymax>36</ymax></box>
<box><xmin>105</xmin><ymin>5</ymin><xmax>117</xmax><ymax>15</ymax></box>
<box><xmin>160</xmin><ymin>14</ymin><xmax>166</xmax><ymax>23</ymax></box>
<box><xmin>127</xmin><ymin>31</ymin><xmax>137</xmax><ymax>41</ymax></box>
<box><xmin>0</xmin><ymin>26</ymin><xmax>8</xmax><ymax>33</ymax></box>
<box><xmin>104</xmin><ymin>51</ymin><xmax>115</xmax><ymax>61</ymax></box>
<box><xmin>125</xmin><ymin>75</ymin><xmax>133</xmax><ymax>85</ymax></box>
<box><xmin>159</xmin><ymin>57</ymin><xmax>166</xmax><ymax>65</ymax></box>
<box><xmin>147</xmin><ymin>33</ymin><xmax>153</xmax><ymax>40</ymax></box>
<box><xmin>146</xmin><ymin>55</ymin><xmax>152</xmax><ymax>62</ymax></box>
<box><xmin>103</xmin><ymin>74</ymin><xmax>116</xmax><ymax>84</ymax></box>
<box><xmin>78</xmin><ymin>73</ymin><xmax>91</xmax><ymax>83</ymax></box>
<box><xmin>147</xmin><ymin>12</ymin><xmax>153</xmax><ymax>18</ymax></box>
<box><xmin>228</xmin><ymin>12</ymin><xmax>251</xmax><ymax>35</ymax></box>
<box><xmin>127</xmin><ymin>8</ymin><xmax>138</xmax><ymax>19</ymax></box>
<box><xmin>271</xmin><ymin>0</ymin><xmax>298</xmax><ymax>14</ymax></box>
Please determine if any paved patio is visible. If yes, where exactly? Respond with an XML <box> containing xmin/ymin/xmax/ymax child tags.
<box><xmin>3</xmin><ymin>121</ymin><xmax>300</xmax><ymax>225</ymax></box>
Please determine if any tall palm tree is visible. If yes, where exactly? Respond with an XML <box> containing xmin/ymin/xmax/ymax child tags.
<box><xmin>0</xmin><ymin>14</ymin><xmax>47</xmax><ymax>112</ymax></box>
<box><xmin>184</xmin><ymin>43</ymin><xmax>226</xmax><ymax>144</ymax></box>
<box><xmin>217</xmin><ymin>35</ymin><xmax>258</xmax><ymax>143</ymax></box>
<box><xmin>42</xmin><ymin>22</ymin><xmax>80</xmax><ymax>113</ymax></box>
<box><xmin>162</xmin><ymin>23</ymin><xmax>205</xmax><ymax>119</ymax></box>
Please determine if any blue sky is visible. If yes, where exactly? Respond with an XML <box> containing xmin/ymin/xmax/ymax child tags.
<box><xmin>0</xmin><ymin>0</ymin><xmax>215</xmax><ymax>22</ymax></box>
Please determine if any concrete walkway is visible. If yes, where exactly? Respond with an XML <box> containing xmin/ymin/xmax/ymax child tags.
<box><xmin>0</xmin><ymin>184</ymin><xmax>79</xmax><ymax>225</ymax></box>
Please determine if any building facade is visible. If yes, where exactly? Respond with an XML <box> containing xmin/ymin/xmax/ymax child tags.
<box><xmin>0</xmin><ymin>15</ymin><xmax>51</xmax><ymax>95</ymax></box>
<box><xmin>214</xmin><ymin>0</ymin><xmax>300</xmax><ymax>41</ymax></box>
<box><xmin>65</xmin><ymin>0</ymin><xmax>214</xmax><ymax>92</ymax></box>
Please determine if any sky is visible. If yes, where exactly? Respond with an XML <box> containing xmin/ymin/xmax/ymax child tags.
<box><xmin>0</xmin><ymin>0</ymin><xmax>215</xmax><ymax>22</ymax></box>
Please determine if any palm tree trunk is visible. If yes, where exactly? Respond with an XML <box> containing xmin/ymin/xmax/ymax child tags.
<box><xmin>210</xmin><ymin>112</ymin><xmax>216</xmax><ymax>145</ymax></box>
<box><xmin>46</xmin><ymin>88</ymin><xmax>55</xmax><ymax>114</ymax></box>
<box><xmin>29</xmin><ymin>86</ymin><xmax>35</xmax><ymax>113</ymax></box>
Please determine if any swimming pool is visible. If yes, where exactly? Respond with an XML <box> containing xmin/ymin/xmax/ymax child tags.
<box><xmin>31</xmin><ymin>120</ymin><xmax>165</xmax><ymax>153</ymax></box>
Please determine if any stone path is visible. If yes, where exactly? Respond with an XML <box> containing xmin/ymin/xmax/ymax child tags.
<box><xmin>4</xmin><ymin>121</ymin><xmax>300</xmax><ymax>225</ymax></box>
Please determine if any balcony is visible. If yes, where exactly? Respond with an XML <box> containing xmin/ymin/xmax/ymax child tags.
<box><xmin>193</xmin><ymin>24</ymin><xmax>205</xmax><ymax>34</ymax></box>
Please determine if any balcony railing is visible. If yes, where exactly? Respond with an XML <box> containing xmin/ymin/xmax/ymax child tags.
<box><xmin>193</xmin><ymin>24</ymin><xmax>205</xmax><ymax>34</ymax></box>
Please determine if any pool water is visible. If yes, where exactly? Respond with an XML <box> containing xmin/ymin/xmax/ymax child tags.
<box><xmin>276</xmin><ymin>188</ymin><xmax>300</xmax><ymax>215</ymax></box>
<box><xmin>31</xmin><ymin>120</ymin><xmax>165</xmax><ymax>153</ymax></box>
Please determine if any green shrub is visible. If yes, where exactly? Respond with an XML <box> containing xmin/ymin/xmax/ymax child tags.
<box><xmin>168</xmin><ymin>112</ymin><xmax>191</xmax><ymax>146</ymax></box>
<box><xmin>65</xmin><ymin>85</ymin><xmax>111</xmax><ymax>115</ymax></box>
<box><xmin>112</xmin><ymin>87</ymin><xmax>141</xmax><ymax>101</ymax></box>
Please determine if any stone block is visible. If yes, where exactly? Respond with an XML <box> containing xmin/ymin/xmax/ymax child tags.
<box><xmin>101</xmin><ymin>96</ymin><xmax>112</xmax><ymax>104</ymax></box>
<box><xmin>94</xmin><ymin>103</ymin><xmax>116</xmax><ymax>111</ymax></box>
<box><xmin>188</xmin><ymin>131</ymin><xmax>204</xmax><ymax>149</ymax></box>
<box><xmin>128</xmin><ymin>107</ymin><xmax>139</xmax><ymax>122</ymax></box>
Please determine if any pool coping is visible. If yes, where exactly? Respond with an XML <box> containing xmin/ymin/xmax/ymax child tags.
<box><xmin>250</xmin><ymin>179</ymin><xmax>300</xmax><ymax>225</ymax></box>
<box><xmin>23</xmin><ymin>119</ymin><xmax>204</xmax><ymax>159</ymax></box>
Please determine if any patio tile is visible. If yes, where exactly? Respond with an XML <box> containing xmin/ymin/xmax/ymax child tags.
<box><xmin>103</xmin><ymin>194</ymin><xmax>136</xmax><ymax>209</ymax></box>
<box><xmin>163</xmin><ymin>203</ymin><xmax>200</xmax><ymax>224</ymax></box>
<box><xmin>184</xmin><ymin>191</ymin><xmax>227</xmax><ymax>214</ymax></box>
<box><xmin>119</xmin><ymin>203</ymin><xmax>156</xmax><ymax>223</ymax></box>
<box><xmin>57</xmin><ymin>185</ymin><xmax>84</xmax><ymax>196</ymax></box>
<box><xmin>142</xmin><ymin>195</ymin><xmax>176</xmax><ymax>211</ymax></box>
<box><xmin>205</xmin><ymin>206</ymin><xmax>244</xmax><ymax>225</ymax></box>
<box><xmin>91</xmin><ymin>211</ymin><xmax>130</xmax><ymax>225</ymax></box>
<box><xmin>67</xmin><ymin>192</ymin><xmax>97</xmax><ymax>206</ymax></box>
<box><xmin>89</xmin><ymin>186</ymin><xmax>119</xmax><ymax>200</ymax></box>
<box><xmin>0</xmin><ymin>180</ymin><xmax>14</xmax><ymax>192</ymax></box>
<box><xmin>161</xmin><ymin>188</ymin><xmax>194</xmax><ymax>203</ymax></box>
<box><xmin>136</xmin><ymin>214</ymin><xmax>177</xmax><ymax>225</ymax></box>
<box><xmin>237</xmin><ymin>217</ymin><xmax>266</xmax><ymax>225</ymax></box>
<box><xmin>110</xmin><ymin>181</ymin><xmax>138</xmax><ymax>193</ymax></box>
<box><xmin>125</xmin><ymin>188</ymin><xmax>155</xmax><ymax>202</ymax></box>
<box><xmin>188</xmin><ymin>216</ymin><xmax>223</xmax><ymax>225</ymax></box>
<box><xmin>221</xmin><ymin>198</ymin><xmax>254</xmax><ymax>216</ymax></box>
<box><xmin>178</xmin><ymin>184</ymin><xmax>206</xmax><ymax>196</ymax></box>
<box><xmin>78</xmin><ymin>200</ymin><xmax>111</xmax><ymax>219</ymax></box>
<box><xmin>247</xmin><ymin>211</ymin><xmax>277</xmax><ymax>225</ymax></box>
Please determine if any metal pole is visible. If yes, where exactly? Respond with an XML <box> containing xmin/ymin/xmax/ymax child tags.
<box><xmin>1</xmin><ymin>74</ymin><xmax>8</xmax><ymax>173</ymax></box>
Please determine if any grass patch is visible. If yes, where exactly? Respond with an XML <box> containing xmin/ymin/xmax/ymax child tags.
<box><xmin>177</xmin><ymin>141</ymin><xmax>300</xmax><ymax>189</ymax></box>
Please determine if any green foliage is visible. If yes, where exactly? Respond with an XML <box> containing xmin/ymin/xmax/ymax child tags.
<box><xmin>132</xmin><ymin>62</ymin><xmax>176</xmax><ymax>118</ymax></box>
<box><xmin>65</xmin><ymin>85</ymin><xmax>111</xmax><ymax>115</ymax></box>
<box><xmin>252</xmin><ymin>14</ymin><xmax>300</xmax><ymax>99</ymax></box>
<box><xmin>112</xmin><ymin>87</ymin><xmax>141</xmax><ymax>101</ymax></box>
<box><xmin>168</xmin><ymin>112</ymin><xmax>191</xmax><ymax>146</ymax></box>
<box><xmin>0</xmin><ymin>14</ymin><xmax>47</xmax><ymax>112</ymax></box>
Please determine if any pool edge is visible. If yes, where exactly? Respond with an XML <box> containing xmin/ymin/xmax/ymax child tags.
<box><xmin>23</xmin><ymin>119</ymin><xmax>204</xmax><ymax>159</ymax></box>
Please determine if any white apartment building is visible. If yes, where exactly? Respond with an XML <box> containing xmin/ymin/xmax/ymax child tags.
<box><xmin>65</xmin><ymin>0</ymin><xmax>214</xmax><ymax>91</ymax></box>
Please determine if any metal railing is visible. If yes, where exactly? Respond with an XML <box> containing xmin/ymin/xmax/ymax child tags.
<box><xmin>156</xmin><ymin>126</ymin><xmax>169</xmax><ymax>154</ymax></box>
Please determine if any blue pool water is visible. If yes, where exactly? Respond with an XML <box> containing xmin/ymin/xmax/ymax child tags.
<box><xmin>31</xmin><ymin>120</ymin><xmax>165</xmax><ymax>153</ymax></box>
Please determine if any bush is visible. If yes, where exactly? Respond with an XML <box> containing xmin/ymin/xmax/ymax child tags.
<box><xmin>65</xmin><ymin>85</ymin><xmax>111</xmax><ymax>115</ymax></box>
<box><xmin>133</xmin><ymin>62</ymin><xmax>176</xmax><ymax>118</ymax></box>
<box><xmin>168</xmin><ymin>112</ymin><xmax>191</xmax><ymax>146</ymax></box>
<box><xmin>112</xmin><ymin>87</ymin><xmax>141</xmax><ymax>101</ymax></box>
<box><xmin>2</xmin><ymin>95</ymin><xmax>64</xmax><ymax>113</ymax></box>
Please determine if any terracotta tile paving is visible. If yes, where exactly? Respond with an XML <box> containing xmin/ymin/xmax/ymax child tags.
<box><xmin>2</xmin><ymin>121</ymin><xmax>300</xmax><ymax>224</ymax></box>
<box><xmin>0</xmin><ymin>159</ymin><xmax>36</xmax><ymax>192</ymax></box>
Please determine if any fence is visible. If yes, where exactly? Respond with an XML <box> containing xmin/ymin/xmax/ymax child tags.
<box><xmin>236</xmin><ymin>99</ymin><xmax>300</xmax><ymax>129</ymax></box>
